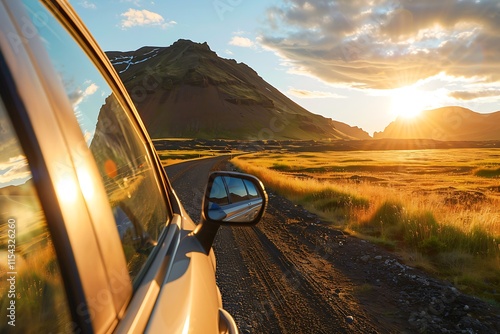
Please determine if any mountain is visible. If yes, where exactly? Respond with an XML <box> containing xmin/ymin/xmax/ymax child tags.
<box><xmin>374</xmin><ymin>106</ymin><xmax>500</xmax><ymax>141</ymax></box>
<box><xmin>106</xmin><ymin>39</ymin><xmax>370</xmax><ymax>140</ymax></box>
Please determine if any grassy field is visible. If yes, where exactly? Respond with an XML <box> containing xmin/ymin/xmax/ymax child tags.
<box><xmin>231</xmin><ymin>148</ymin><xmax>500</xmax><ymax>304</ymax></box>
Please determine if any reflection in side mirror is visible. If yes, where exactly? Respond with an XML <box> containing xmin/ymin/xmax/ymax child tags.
<box><xmin>203</xmin><ymin>172</ymin><xmax>267</xmax><ymax>225</ymax></box>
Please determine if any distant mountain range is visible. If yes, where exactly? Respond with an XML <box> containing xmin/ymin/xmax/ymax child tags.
<box><xmin>374</xmin><ymin>106</ymin><xmax>500</xmax><ymax>141</ymax></box>
<box><xmin>106</xmin><ymin>39</ymin><xmax>370</xmax><ymax>140</ymax></box>
<box><xmin>107</xmin><ymin>40</ymin><xmax>500</xmax><ymax>142</ymax></box>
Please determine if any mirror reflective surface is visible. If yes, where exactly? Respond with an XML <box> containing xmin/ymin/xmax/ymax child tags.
<box><xmin>206</xmin><ymin>174</ymin><xmax>265</xmax><ymax>223</ymax></box>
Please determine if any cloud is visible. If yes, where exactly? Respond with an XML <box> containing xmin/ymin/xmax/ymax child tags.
<box><xmin>449</xmin><ymin>89</ymin><xmax>500</xmax><ymax>101</ymax></box>
<box><xmin>0</xmin><ymin>155</ymin><xmax>30</xmax><ymax>186</ymax></box>
<box><xmin>120</xmin><ymin>8</ymin><xmax>175</xmax><ymax>29</ymax></box>
<box><xmin>229</xmin><ymin>36</ymin><xmax>255</xmax><ymax>48</ymax></box>
<box><xmin>288</xmin><ymin>88</ymin><xmax>345</xmax><ymax>99</ymax></box>
<box><xmin>0</xmin><ymin>155</ymin><xmax>25</xmax><ymax>171</ymax></box>
<box><xmin>261</xmin><ymin>0</ymin><xmax>500</xmax><ymax>90</ymax></box>
<box><xmin>68</xmin><ymin>82</ymin><xmax>99</xmax><ymax>109</ymax></box>
<box><xmin>84</xmin><ymin>83</ymin><xmax>99</xmax><ymax>96</ymax></box>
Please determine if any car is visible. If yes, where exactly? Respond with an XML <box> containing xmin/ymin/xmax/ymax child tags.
<box><xmin>0</xmin><ymin>0</ymin><xmax>267</xmax><ymax>333</ymax></box>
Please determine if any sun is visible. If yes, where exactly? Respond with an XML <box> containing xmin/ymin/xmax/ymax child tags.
<box><xmin>390</xmin><ymin>86</ymin><xmax>432</xmax><ymax>119</ymax></box>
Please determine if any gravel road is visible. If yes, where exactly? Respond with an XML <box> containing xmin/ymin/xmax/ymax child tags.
<box><xmin>166</xmin><ymin>156</ymin><xmax>500</xmax><ymax>334</ymax></box>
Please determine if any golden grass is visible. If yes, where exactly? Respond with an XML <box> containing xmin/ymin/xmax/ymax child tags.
<box><xmin>234</xmin><ymin>149</ymin><xmax>500</xmax><ymax>235</ymax></box>
<box><xmin>232</xmin><ymin>149</ymin><xmax>500</xmax><ymax>304</ymax></box>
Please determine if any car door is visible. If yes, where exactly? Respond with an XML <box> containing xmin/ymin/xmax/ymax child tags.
<box><xmin>1</xmin><ymin>5</ymin><xmax>120</xmax><ymax>334</ymax></box>
<box><xmin>1</xmin><ymin>0</ymin><xmax>229</xmax><ymax>333</ymax></box>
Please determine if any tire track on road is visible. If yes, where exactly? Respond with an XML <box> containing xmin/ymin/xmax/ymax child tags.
<box><xmin>235</xmin><ymin>225</ymin><xmax>350</xmax><ymax>334</ymax></box>
<box><xmin>233</xmin><ymin>226</ymin><xmax>294</xmax><ymax>332</ymax></box>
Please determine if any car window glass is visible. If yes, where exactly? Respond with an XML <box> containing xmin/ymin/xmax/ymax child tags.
<box><xmin>243</xmin><ymin>179</ymin><xmax>259</xmax><ymax>199</ymax></box>
<box><xmin>225</xmin><ymin>176</ymin><xmax>249</xmax><ymax>203</ymax></box>
<box><xmin>27</xmin><ymin>0</ymin><xmax>169</xmax><ymax>281</ymax></box>
<box><xmin>0</xmin><ymin>99</ymin><xmax>72</xmax><ymax>333</ymax></box>
<box><xmin>208</xmin><ymin>176</ymin><xmax>229</xmax><ymax>205</ymax></box>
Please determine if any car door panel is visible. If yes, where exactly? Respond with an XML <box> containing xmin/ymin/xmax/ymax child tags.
<box><xmin>1</xmin><ymin>2</ymin><xmax>120</xmax><ymax>332</ymax></box>
<box><xmin>2</xmin><ymin>2</ymin><xmax>132</xmax><ymax>330</ymax></box>
<box><xmin>9</xmin><ymin>0</ymin><xmax>134</xmax><ymax>302</ymax></box>
<box><xmin>146</xmin><ymin>230</ymin><xmax>220</xmax><ymax>334</ymax></box>
<box><xmin>114</xmin><ymin>215</ymin><xmax>181</xmax><ymax>333</ymax></box>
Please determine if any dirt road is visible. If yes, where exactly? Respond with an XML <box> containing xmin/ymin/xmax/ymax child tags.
<box><xmin>166</xmin><ymin>157</ymin><xmax>500</xmax><ymax>334</ymax></box>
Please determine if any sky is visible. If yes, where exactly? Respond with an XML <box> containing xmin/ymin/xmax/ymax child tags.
<box><xmin>69</xmin><ymin>0</ymin><xmax>500</xmax><ymax>136</ymax></box>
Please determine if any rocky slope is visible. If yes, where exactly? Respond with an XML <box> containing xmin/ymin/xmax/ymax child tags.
<box><xmin>374</xmin><ymin>106</ymin><xmax>500</xmax><ymax>141</ymax></box>
<box><xmin>106</xmin><ymin>40</ymin><xmax>370</xmax><ymax>140</ymax></box>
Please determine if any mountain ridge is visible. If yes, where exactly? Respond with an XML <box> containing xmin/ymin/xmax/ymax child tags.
<box><xmin>374</xmin><ymin>106</ymin><xmax>500</xmax><ymax>141</ymax></box>
<box><xmin>106</xmin><ymin>39</ymin><xmax>371</xmax><ymax>140</ymax></box>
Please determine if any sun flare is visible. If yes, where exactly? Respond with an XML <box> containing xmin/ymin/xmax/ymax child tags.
<box><xmin>390</xmin><ymin>86</ymin><xmax>433</xmax><ymax>119</ymax></box>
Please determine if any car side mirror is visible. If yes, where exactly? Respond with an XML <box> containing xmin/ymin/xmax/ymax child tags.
<box><xmin>193</xmin><ymin>171</ymin><xmax>267</xmax><ymax>253</ymax></box>
<box><xmin>204</xmin><ymin>172</ymin><xmax>266</xmax><ymax>224</ymax></box>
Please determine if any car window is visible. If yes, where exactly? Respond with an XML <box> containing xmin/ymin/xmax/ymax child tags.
<box><xmin>243</xmin><ymin>179</ymin><xmax>259</xmax><ymax>199</ymax></box>
<box><xmin>26</xmin><ymin>0</ymin><xmax>169</xmax><ymax>281</ymax></box>
<box><xmin>0</xmin><ymin>98</ymin><xmax>72</xmax><ymax>333</ymax></box>
<box><xmin>208</xmin><ymin>176</ymin><xmax>230</xmax><ymax>205</ymax></box>
<box><xmin>225</xmin><ymin>176</ymin><xmax>250</xmax><ymax>203</ymax></box>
